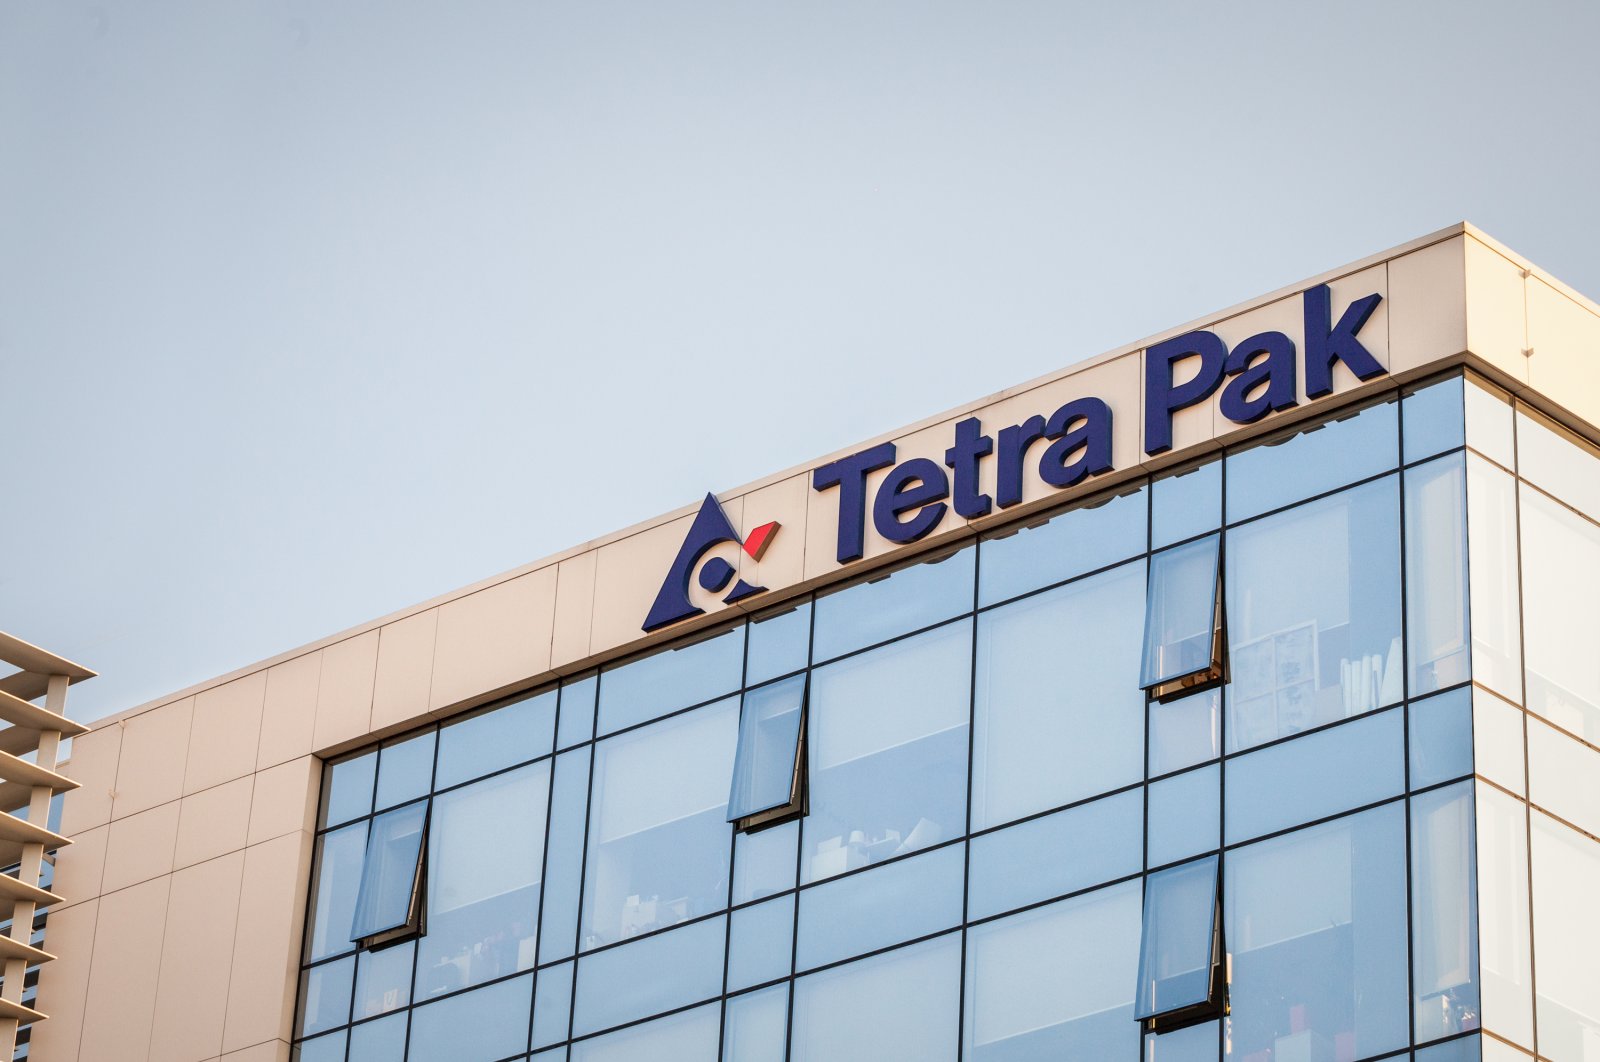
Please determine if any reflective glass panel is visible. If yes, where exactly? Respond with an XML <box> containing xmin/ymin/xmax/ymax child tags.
<box><xmin>405</xmin><ymin>973</ymin><xmax>532</xmax><ymax>1062</ymax></box>
<box><xmin>979</xmin><ymin>486</ymin><xmax>1147</xmax><ymax>606</ymax></box>
<box><xmin>968</xmin><ymin>788</ymin><xmax>1142</xmax><ymax>921</ymax></box>
<box><xmin>790</xmin><ymin>933</ymin><xmax>961</xmax><ymax>1062</ymax></box>
<box><xmin>1148</xmin><ymin>765</ymin><xmax>1219</xmax><ymax>868</ymax></box>
<box><xmin>1465</xmin><ymin>380</ymin><xmax>1515</xmax><ymax>469</ymax></box>
<box><xmin>570</xmin><ymin>1001</ymin><xmax>720</xmax><ymax>1062</ymax></box>
<box><xmin>1518</xmin><ymin>409</ymin><xmax>1600</xmax><ymax>522</ymax></box>
<box><xmin>1406</xmin><ymin>455</ymin><xmax>1471</xmax><ymax>695</ymax></box>
<box><xmin>803</xmin><ymin>621</ymin><xmax>971</xmax><ymax>883</ymax></box>
<box><xmin>1520</xmin><ymin>484</ymin><xmax>1600</xmax><ymax>740</ymax></box>
<box><xmin>1467</xmin><ymin>458</ymin><xmax>1522</xmax><ymax>701</ymax></box>
<box><xmin>813</xmin><ymin>548</ymin><xmax>974</xmax><ymax>661</ymax></box>
<box><xmin>1150</xmin><ymin>689</ymin><xmax>1221</xmax><ymax>776</ymax></box>
<box><xmin>727</xmin><ymin>674</ymin><xmax>806</xmax><ymax>823</ymax></box>
<box><xmin>1140</xmin><ymin>536</ymin><xmax>1219</xmax><ymax>690</ymax></box>
<box><xmin>1478</xmin><ymin>786</ymin><xmax>1535</xmax><ymax>1050</ymax></box>
<box><xmin>1225</xmin><ymin>477</ymin><xmax>1403</xmax><ymax>752</ymax></box>
<box><xmin>1225</xmin><ymin>397</ymin><xmax>1398</xmax><ymax>521</ymax></box>
<box><xmin>1528</xmin><ymin>720</ymin><xmax>1600</xmax><ymax>839</ymax></box>
<box><xmin>435</xmin><ymin>688</ymin><xmax>556</xmax><ymax>790</ymax></box>
<box><xmin>295</xmin><ymin>1030</ymin><xmax>345</xmax><ymax>1062</ymax></box>
<box><xmin>352</xmin><ymin>939</ymin><xmax>412</xmax><ymax>1020</ymax></box>
<box><xmin>415</xmin><ymin>762</ymin><xmax>548</xmax><ymax>998</ymax></box>
<box><xmin>1410</xmin><ymin>687</ymin><xmax>1474</xmax><ymax>790</ymax></box>
<box><xmin>965</xmin><ymin>881</ymin><xmax>1141</xmax><ymax>1060</ymax></box>
<box><xmin>1134</xmin><ymin>856</ymin><xmax>1218</xmax><ymax>1021</ymax></box>
<box><xmin>583</xmin><ymin>698</ymin><xmax>738</xmax><ymax>945</ymax></box>
<box><xmin>1403</xmin><ymin>375</ymin><xmax>1466</xmax><ymax>465</ymax></box>
<box><xmin>1531</xmin><ymin>812</ymin><xmax>1600</xmax><ymax>1060</ymax></box>
<box><xmin>723</xmin><ymin>984</ymin><xmax>787</xmax><ymax>1062</ymax></box>
<box><xmin>728</xmin><ymin>893</ymin><xmax>794</xmax><ymax>991</ymax></box>
<box><xmin>298</xmin><ymin>955</ymin><xmax>354</xmax><ymax>1037</ymax></box>
<box><xmin>796</xmin><ymin>843</ymin><xmax>964</xmax><ymax>971</ymax></box>
<box><xmin>1144</xmin><ymin>1019</ymin><xmax>1219</xmax><ymax>1062</ymax></box>
<box><xmin>1473</xmin><ymin>688</ymin><xmax>1526</xmax><ymax>796</ymax></box>
<box><xmin>556</xmin><ymin>673</ymin><xmax>597</xmax><ymax>750</ymax></box>
<box><xmin>373</xmin><ymin>731</ymin><xmax>434</xmax><ymax>811</ymax></box>
<box><xmin>531</xmin><ymin>960</ymin><xmax>573</xmax><ymax>1048</ymax></box>
<box><xmin>598</xmin><ymin>625</ymin><xmax>744</xmax><ymax>735</ymax></box>
<box><xmin>1153</xmin><ymin>462</ymin><xmax>1221</xmax><ymax>549</ymax></box>
<box><xmin>1412</xmin><ymin>782</ymin><xmax>1481</xmax><ymax>1043</ymax></box>
<box><xmin>1225</xmin><ymin>803</ymin><xmax>1408</xmax><ymax>1061</ymax></box>
<box><xmin>307</xmin><ymin>822</ymin><xmax>367</xmax><ymax>963</ymax></box>
<box><xmin>349</xmin><ymin>801</ymin><xmax>426</xmax><ymax>944</ymax></box>
<box><xmin>974</xmin><ymin>560</ymin><xmax>1144</xmax><ymax>829</ymax></box>
<box><xmin>346</xmin><ymin>1012</ymin><xmax>405</xmax><ymax>1062</ymax></box>
<box><xmin>322</xmin><ymin>751</ymin><xmax>376</xmax><ymax>828</ymax></box>
<box><xmin>1416</xmin><ymin>1034</ymin><xmax>1482</xmax><ymax>1062</ymax></box>
<box><xmin>572</xmin><ymin>916</ymin><xmax>726</xmax><ymax>1037</ymax></box>
<box><xmin>539</xmin><ymin>747</ymin><xmax>591</xmax><ymax>964</ymax></box>
<box><xmin>732</xmin><ymin>819</ymin><xmax>797</xmax><ymax>904</ymax></box>
<box><xmin>746</xmin><ymin>602</ymin><xmax>811</xmax><ymax>685</ymax></box>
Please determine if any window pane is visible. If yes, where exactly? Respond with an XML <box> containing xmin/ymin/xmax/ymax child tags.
<box><xmin>1403</xmin><ymin>375</ymin><xmax>1465</xmax><ymax>465</ymax></box>
<box><xmin>406</xmin><ymin>973</ymin><xmax>532</xmax><ymax>1062</ymax></box>
<box><xmin>557</xmin><ymin>673</ymin><xmax>597</xmax><ymax>750</ymax></box>
<box><xmin>1406</xmin><ymin>454</ymin><xmax>1471</xmax><ymax>694</ymax></box>
<box><xmin>1141</xmin><ymin>537</ymin><xmax>1219</xmax><ymax>690</ymax></box>
<box><xmin>1468</xmin><ymin>458</ymin><xmax>1522</xmax><ymax>701</ymax></box>
<box><xmin>975</xmin><ymin>561</ymin><xmax>1144</xmax><ymax>829</ymax></box>
<box><xmin>1521</xmin><ymin>484</ymin><xmax>1600</xmax><ymax>740</ymax></box>
<box><xmin>570</xmin><ymin>1001</ymin><xmax>719</xmax><ymax>1062</ymax></box>
<box><xmin>1528</xmin><ymin>719</ymin><xmax>1600</xmax><ymax>839</ymax></box>
<box><xmin>1224</xmin><ymin>710</ymin><xmax>1404</xmax><ymax>845</ymax></box>
<box><xmin>532</xmin><ymin>959</ymin><xmax>573</xmax><ymax>1048</ymax></box>
<box><xmin>1153</xmin><ymin>462</ymin><xmax>1221</xmax><ymax>549</ymax></box>
<box><xmin>539</xmin><ymin>747</ymin><xmax>591</xmax><ymax>964</ymax></box>
<box><xmin>307</xmin><ymin>822</ymin><xmax>368</xmax><ymax>963</ymax></box>
<box><xmin>598</xmin><ymin>625</ymin><xmax>744</xmax><ymax>735</ymax></box>
<box><xmin>796</xmin><ymin>843</ymin><xmax>963</xmax><ymax>971</ymax></box>
<box><xmin>1225</xmin><ymin>477</ymin><xmax>1403</xmax><ymax>752</ymax></box>
<box><xmin>1148</xmin><ymin>765</ymin><xmax>1218</xmax><ymax>868</ymax></box>
<box><xmin>791</xmin><ymin>933</ymin><xmax>961</xmax><ymax>1062</ymax></box>
<box><xmin>347</xmin><ymin>1012</ymin><xmax>405</xmax><ymax>1062</ymax></box>
<box><xmin>814</xmin><ymin>548</ymin><xmax>974</xmax><ymax>661</ymax></box>
<box><xmin>1412</xmin><ymin>781</ymin><xmax>1481</xmax><ymax>1043</ymax></box>
<box><xmin>728</xmin><ymin>894</ymin><xmax>794</xmax><ymax>991</ymax></box>
<box><xmin>1150</xmin><ymin>689</ymin><xmax>1221</xmax><ymax>776</ymax></box>
<box><xmin>1225</xmin><ymin>803</ymin><xmax>1408</xmax><ymax>1062</ymax></box>
<box><xmin>295</xmin><ymin>1030</ymin><xmax>346</xmax><ymax>1062</ymax></box>
<box><xmin>1532</xmin><ymin>811</ymin><xmax>1600</xmax><ymax>1059</ymax></box>
<box><xmin>353</xmin><ymin>939</ymin><xmax>413</xmax><ymax>1019</ymax></box>
<box><xmin>1416</xmin><ymin>1034</ymin><xmax>1482</xmax><ymax>1062</ymax></box>
<box><xmin>583</xmin><ymin>698</ymin><xmax>738</xmax><ymax>945</ymax></box>
<box><xmin>979</xmin><ymin>486</ymin><xmax>1147</xmax><ymax>606</ymax></box>
<box><xmin>1134</xmin><ymin>856</ymin><xmax>1218</xmax><ymax>1021</ymax></box>
<box><xmin>572</xmin><ymin>916</ymin><xmax>725</xmax><ymax>1037</ymax></box>
<box><xmin>1473</xmin><ymin>688</ymin><xmax>1526</xmax><ymax>796</ymax></box>
<box><xmin>1225</xmin><ymin>398</ymin><xmax>1398</xmax><ymax>521</ymax></box>
<box><xmin>374</xmin><ymin>731</ymin><xmax>434</xmax><ymax>811</ymax></box>
<box><xmin>727</xmin><ymin>675</ymin><xmax>805</xmax><ymax>822</ymax></box>
<box><xmin>966</xmin><ymin>881</ymin><xmax>1141</xmax><ymax>1060</ymax></box>
<box><xmin>435</xmin><ymin>688</ymin><xmax>556</xmax><ymax>790</ymax></box>
<box><xmin>322</xmin><ymin>751</ymin><xmax>376</xmax><ymax>828</ymax></box>
<box><xmin>298</xmin><ymin>955</ymin><xmax>354</xmax><ymax>1036</ymax></box>
<box><xmin>1518</xmin><ymin>408</ymin><xmax>1600</xmax><ymax>522</ymax></box>
<box><xmin>723</xmin><ymin>985</ymin><xmax>787</xmax><ymax>1062</ymax></box>
<box><xmin>415</xmin><ymin>762</ymin><xmax>548</xmax><ymax>998</ymax></box>
<box><xmin>747</xmin><ymin>603</ymin><xmax>811</xmax><ymax>685</ymax></box>
<box><xmin>1477</xmin><ymin>785</ymin><xmax>1534</xmax><ymax>1050</ymax></box>
<box><xmin>732</xmin><ymin>819</ymin><xmax>797</xmax><ymax>904</ymax></box>
<box><xmin>1144</xmin><ymin>1019</ymin><xmax>1219</xmax><ymax>1062</ymax></box>
<box><xmin>968</xmin><ymin>788</ymin><xmax>1142</xmax><ymax>921</ymax></box>
<box><xmin>804</xmin><ymin>621</ymin><xmax>971</xmax><ymax>882</ymax></box>
<box><xmin>350</xmin><ymin>801</ymin><xmax>426</xmax><ymax>943</ymax></box>
<box><xmin>1410</xmin><ymin>687</ymin><xmax>1474</xmax><ymax>790</ymax></box>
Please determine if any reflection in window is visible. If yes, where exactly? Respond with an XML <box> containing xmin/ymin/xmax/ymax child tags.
<box><xmin>1520</xmin><ymin>484</ymin><xmax>1600</xmax><ymax>741</ymax></box>
<box><xmin>1406</xmin><ymin>455</ymin><xmax>1470</xmax><ymax>695</ymax></box>
<box><xmin>791</xmin><ymin>933</ymin><xmax>961</xmax><ymax>1062</ymax></box>
<box><xmin>967</xmin><ymin>789</ymin><xmax>1142</xmax><ymax>922</ymax></box>
<box><xmin>1134</xmin><ymin>856</ymin><xmax>1222</xmax><ymax>1032</ymax></box>
<box><xmin>597</xmin><ymin>625</ymin><xmax>744</xmax><ymax>735</ymax></box>
<box><xmin>583</xmin><ymin>698</ymin><xmax>738</xmax><ymax>946</ymax></box>
<box><xmin>975</xmin><ymin>561</ymin><xmax>1144</xmax><ymax>829</ymax></box>
<box><xmin>979</xmin><ymin>486</ymin><xmax>1147</xmax><ymax>607</ymax></box>
<box><xmin>435</xmin><ymin>688</ymin><xmax>556</xmax><ymax>790</ymax></box>
<box><xmin>406</xmin><ymin>973</ymin><xmax>533</xmax><ymax>1062</ymax></box>
<box><xmin>965</xmin><ymin>881</ymin><xmax>1140</xmax><ymax>1059</ymax></box>
<box><xmin>414</xmin><ymin>763</ymin><xmax>547</xmax><ymax>997</ymax></box>
<box><xmin>573</xmin><ymin>916</ymin><xmax>726</xmax><ymax>1037</ymax></box>
<box><xmin>1149</xmin><ymin>690</ymin><xmax>1221</xmax><ymax>776</ymax></box>
<box><xmin>307</xmin><ymin>823</ymin><xmax>368</xmax><ymax>963</ymax></box>
<box><xmin>723</xmin><ymin>984</ymin><xmax>788</xmax><ymax>1062</ymax></box>
<box><xmin>814</xmin><ymin>548</ymin><xmax>974</xmax><ymax>661</ymax></box>
<box><xmin>1225</xmin><ymin>477</ymin><xmax>1403</xmax><ymax>752</ymax></box>
<box><xmin>349</xmin><ymin>801</ymin><xmax>427</xmax><ymax>949</ymax></box>
<box><xmin>1225</xmin><ymin>803</ymin><xmax>1408</xmax><ymax>1061</ymax></box>
<box><xmin>727</xmin><ymin>674</ymin><xmax>807</xmax><ymax>831</ymax></box>
<box><xmin>1152</xmin><ymin>462</ymin><xmax>1221</xmax><ymax>550</ymax></box>
<box><xmin>353</xmin><ymin>939</ymin><xmax>413</xmax><ymax>1019</ymax></box>
<box><xmin>796</xmin><ymin>844</ymin><xmax>964</xmax><ymax>972</ymax></box>
<box><xmin>1402</xmin><ymin>375</ymin><xmax>1465</xmax><ymax>465</ymax></box>
<box><xmin>803</xmin><ymin>621</ymin><xmax>971</xmax><ymax>883</ymax></box>
<box><xmin>1412</xmin><ymin>782</ymin><xmax>1480</xmax><ymax>1043</ymax></box>
<box><xmin>569</xmin><ymin>1001</ymin><xmax>721</xmax><ymax>1062</ymax></box>
<box><xmin>1225</xmin><ymin>398</ymin><xmax>1398</xmax><ymax>522</ymax></box>
<box><xmin>1531</xmin><ymin>812</ymin><xmax>1600</xmax><ymax>1060</ymax></box>
<box><xmin>1141</xmin><ymin>537</ymin><xmax>1223</xmax><ymax>701</ymax></box>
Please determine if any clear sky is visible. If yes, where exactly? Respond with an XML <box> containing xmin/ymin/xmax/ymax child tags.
<box><xmin>4</xmin><ymin>0</ymin><xmax>1597</xmax><ymax>722</ymax></box>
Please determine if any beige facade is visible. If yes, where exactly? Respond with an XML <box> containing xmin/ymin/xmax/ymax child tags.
<box><xmin>29</xmin><ymin>222</ymin><xmax>1600</xmax><ymax>1062</ymax></box>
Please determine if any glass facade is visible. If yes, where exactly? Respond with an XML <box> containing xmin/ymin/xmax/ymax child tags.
<box><xmin>295</xmin><ymin>371</ymin><xmax>1567</xmax><ymax>1061</ymax></box>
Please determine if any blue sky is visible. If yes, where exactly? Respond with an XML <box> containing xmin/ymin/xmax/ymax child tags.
<box><xmin>4</xmin><ymin>0</ymin><xmax>1597</xmax><ymax>721</ymax></box>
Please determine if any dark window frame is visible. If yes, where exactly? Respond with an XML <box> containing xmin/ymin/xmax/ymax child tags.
<box><xmin>349</xmin><ymin>800</ymin><xmax>430</xmax><ymax>951</ymax></box>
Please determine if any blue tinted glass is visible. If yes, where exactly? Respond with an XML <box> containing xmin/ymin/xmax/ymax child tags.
<box><xmin>1149</xmin><ymin>689</ymin><xmax>1221</xmax><ymax>776</ymax></box>
<box><xmin>374</xmin><ymin>731</ymin><xmax>434</xmax><ymax>811</ymax></box>
<box><xmin>572</xmin><ymin>916</ymin><xmax>726</xmax><ymax>1036</ymax></box>
<box><xmin>1412</xmin><ymin>782</ymin><xmax>1480</xmax><ymax>1044</ymax></box>
<box><xmin>349</xmin><ymin>801</ymin><xmax>426</xmax><ymax>941</ymax></box>
<box><xmin>352</xmin><ymin>939</ymin><xmax>412</xmax><ymax>1020</ymax></box>
<box><xmin>1153</xmin><ymin>462</ymin><xmax>1221</xmax><ymax>549</ymax></box>
<box><xmin>1141</xmin><ymin>536</ymin><xmax>1220</xmax><ymax>689</ymax></box>
<box><xmin>1134</xmin><ymin>856</ymin><xmax>1218</xmax><ymax>1020</ymax></box>
<box><xmin>307</xmin><ymin>823</ymin><xmax>367</xmax><ymax>963</ymax></box>
<box><xmin>583</xmin><ymin>698</ymin><xmax>737</xmax><ymax>946</ymax></box>
<box><xmin>1410</xmin><ymin>688</ymin><xmax>1474</xmax><ymax>789</ymax></box>
<box><xmin>813</xmin><ymin>548</ymin><xmax>974</xmax><ymax>662</ymax></box>
<box><xmin>804</xmin><ymin>621</ymin><xmax>971</xmax><ymax>883</ymax></box>
<box><xmin>1415</xmin><ymin>1035</ymin><xmax>1481</xmax><ymax>1061</ymax></box>
<box><xmin>1403</xmin><ymin>375</ymin><xmax>1466</xmax><ymax>465</ymax></box>
<box><xmin>965</xmin><ymin>881</ymin><xmax>1141</xmax><ymax>1060</ymax></box>
<box><xmin>346</xmin><ymin>1012</ymin><xmax>405</xmax><ymax>1062</ymax></box>
<box><xmin>728</xmin><ymin>675</ymin><xmax>806</xmax><ymax>821</ymax></box>
<box><xmin>298</xmin><ymin>954</ymin><xmax>354</xmax><ymax>1036</ymax></box>
<box><xmin>570</xmin><ymin>1002</ymin><xmax>720</xmax><ymax>1061</ymax></box>
<box><xmin>1147</xmin><ymin>765</ymin><xmax>1219</xmax><ymax>867</ymax></box>
<box><xmin>533</xmin><ymin>1049</ymin><xmax>568</xmax><ymax>1061</ymax></box>
<box><xmin>531</xmin><ymin>960</ymin><xmax>573</xmax><ymax>1048</ymax></box>
<box><xmin>723</xmin><ymin>984</ymin><xmax>787</xmax><ymax>1062</ymax></box>
<box><xmin>1226</xmin><ymin>397</ymin><xmax>1398</xmax><ymax>521</ymax></box>
<box><xmin>1143</xmin><ymin>1019</ymin><xmax>1219</xmax><ymax>1062</ymax></box>
<box><xmin>747</xmin><ymin>603</ymin><xmax>811</xmax><ymax>684</ymax></box>
<box><xmin>973</xmin><ymin>561</ymin><xmax>1144</xmax><ymax>829</ymax></box>
<box><xmin>556</xmin><ymin>674</ymin><xmax>597</xmax><ymax>750</ymax></box>
<box><xmin>1225</xmin><ymin>476</ymin><xmax>1404</xmax><ymax>752</ymax></box>
<box><xmin>538</xmin><ymin>748</ymin><xmax>592</xmax><ymax>964</ymax></box>
<box><xmin>1406</xmin><ymin>454</ymin><xmax>1470</xmax><ymax>695</ymax></box>
<box><xmin>1225</xmin><ymin>709</ymin><xmax>1404</xmax><ymax>845</ymax></box>
<box><xmin>435</xmin><ymin>688</ymin><xmax>556</xmax><ymax>790</ymax></box>
<box><xmin>322</xmin><ymin>751</ymin><xmax>376</xmax><ymax>828</ymax></box>
<box><xmin>791</xmin><ymin>934</ymin><xmax>961</xmax><ymax>1062</ymax></box>
<box><xmin>407</xmin><ymin>973</ymin><xmax>532</xmax><ymax>1062</ymax></box>
<box><xmin>1225</xmin><ymin>803</ymin><xmax>1409</xmax><ymax>1061</ymax></box>
<box><xmin>295</xmin><ymin>1030</ymin><xmax>346</xmax><ymax>1062</ymax></box>
<box><xmin>728</xmin><ymin>894</ymin><xmax>795</xmax><ymax>991</ymax></box>
<box><xmin>598</xmin><ymin>626</ymin><xmax>744</xmax><ymax>735</ymax></box>
<box><xmin>796</xmin><ymin>843</ymin><xmax>964</xmax><ymax>971</ymax></box>
<box><xmin>733</xmin><ymin>819</ymin><xmax>798</xmax><ymax>904</ymax></box>
<box><xmin>978</xmin><ymin>486</ymin><xmax>1147</xmax><ymax>607</ymax></box>
<box><xmin>968</xmin><ymin>789</ymin><xmax>1141</xmax><ymax>921</ymax></box>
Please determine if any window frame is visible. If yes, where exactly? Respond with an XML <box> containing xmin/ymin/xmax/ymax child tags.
<box><xmin>1140</xmin><ymin>535</ymin><xmax>1227</xmax><ymax>702</ymax></box>
<box><xmin>349</xmin><ymin>800</ymin><xmax>429</xmax><ymax>951</ymax></box>
<box><xmin>1133</xmin><ymin>853</ymin><xmax>1226</xmax><ymax>1034</ymax></box>
<box><xmin>727</xmin><ymin>674</ymin><xmax>809</xmax><ymax>833</ymax></box>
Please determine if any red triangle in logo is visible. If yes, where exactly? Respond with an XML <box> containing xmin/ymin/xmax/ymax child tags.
<box><xmin>743</xmin><ymin>521</ymin><xmax>779</xmax><ymax>561</ymax></box>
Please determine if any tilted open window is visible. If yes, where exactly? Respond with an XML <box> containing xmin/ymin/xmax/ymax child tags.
<box><xmin>350</xmin><ymin>800</ymin><xmax>428</xmax><ymax>950</ymax></box>
<box><xmin>1134</xmin><ymin>854</ymin><xmax>1226</xmax><ymax>1033</ymax></box>
<box><xmin>727</xmin><ymin>673</ymin><xmax>807</xmax><ymax>832</ymax></box>
<box><xmin>1140</xmin><ymin>534</ymin><xmax>1225</xmax><ymax>701</ymax></box>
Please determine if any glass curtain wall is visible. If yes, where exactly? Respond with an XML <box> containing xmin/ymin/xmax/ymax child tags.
<box><xmin>295</xmin><ymin>373</ymin><xmax>1497</xmax><ymax>1062</ymax></box>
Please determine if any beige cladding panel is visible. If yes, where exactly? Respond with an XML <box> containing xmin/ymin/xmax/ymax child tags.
<box><xmin>148</xmin><ymin>851</ymin><xmax>247</xmax><ymax>1062</ymax></box>
<box><xmin>551</xmin><ymin>551</ymin><xmax>598</xmax><ymax>670</ymax></box>
<box><xmin>247</xmin><ymin>756</ymin><xmax>318</xmax><ymax>847</ymax></box>
<box><xmin>221</xmin><ymin>1041</ymin><xmax>292</xmax><ymax>1062</ymax></box>
<box><xmin>78</xmin><ymin>876</ymin><xmax>171</xmax><ymax>1062</ymax></box>
<box><xmin>59</xmin><ymin>724</ymin><xmax>120</xmax><ymax>836</ymax></box>
<box><xmin>26</xmin><ymin>898</ymin><xmax>97</xmax><ymax>1060</ymax></box>
<box><xmin>185</xmin><ymin>673</ymin><xmax>266</xmax><ymax>796</ymax></box>
<box><xmin>588</xmin><ymin>508</ymin><xmax>704</xmax><ymax>652</ymax></box>
<box><xmin>101</xmin><ymin>801</ymin><xmax>179</xmax><ymax>894</ymax></box>
<box><xmin>50</xmin><ymin>823</ymin><xmax>107</xmax><ymax>911</ymax></box>
<box><xmin>311</xmin><ymin>632</ymin><xmax>377</xmax><ymax>751</ymax></box>
<box><xmin>1465</xmin><ymin>235</ymin><xmax>1531</xmax><ymax>385</ymax></box>
<box><xmin>221</xmin><ymin>831</ymin><xmax>313</xmax><ymax>1054</ymax></box>
<box><xmin>112</xmin><ymin>697</ymin><xmax>192</xmax><ymax>819</ymax></box>
<box><xmin>174</xmin><ymin>776</ymin><xmax>253</xmax><ymax>870</ymax></box>
<box><xmin>429</xmin><ymin>565</ymin><xmax>558</xmax><ymax>711</ymax></box>
<box><xmin>1526</xmin><ymin>276</ymin><xmax>1600</xmax><ymax>432</ymax></box>
<box><xmin>256</xmin><ymin>652</ymin><xmax>322</xmax><ymax>771</ymax></box>
<box><xmin>1388</xmin><ymin>236</ymin><xmax>1468</xmax><ymax>375</ymax></box>
<box><xmin>369</xmin><ymin>608</ymin><xmax>438</xmax><ymax>732</ymax></box>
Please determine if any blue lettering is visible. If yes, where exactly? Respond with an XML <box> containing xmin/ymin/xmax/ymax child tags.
<box><xmin>812</xmin><ymin>443</ymin><xmax>897</xmax><ymax>564</ymax></box>
<box><xmin>873</xmin><ymin>457</ymin><xmax>950</xmax><ymax>544</ymax></box>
